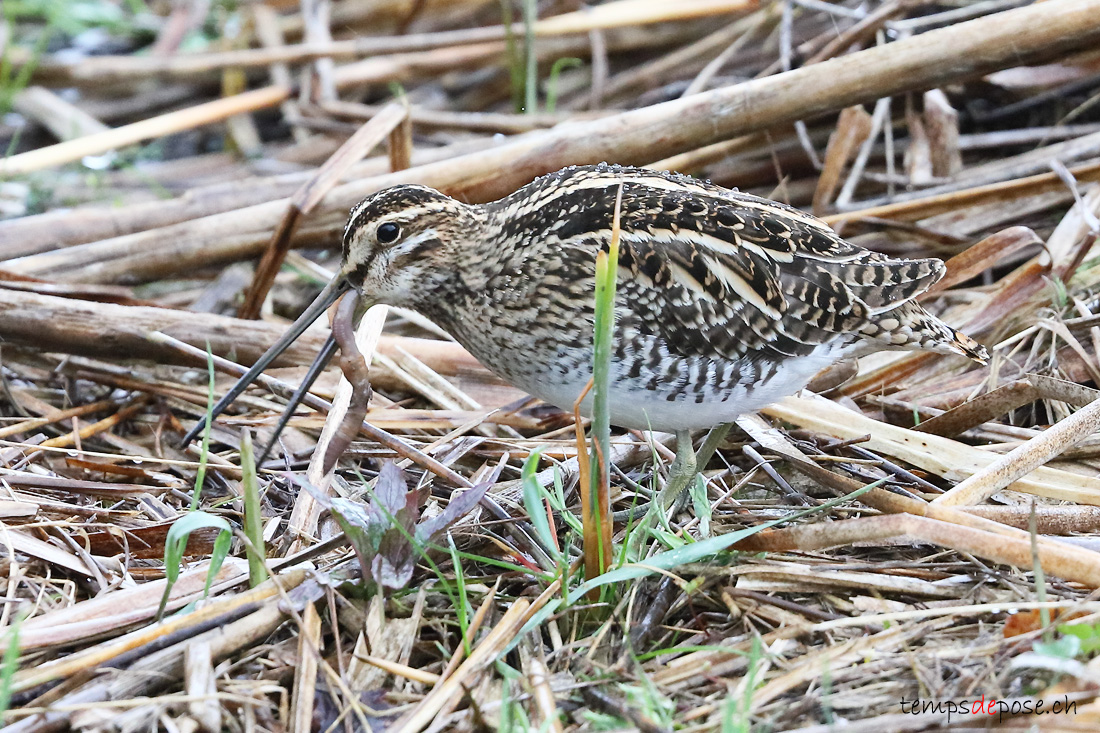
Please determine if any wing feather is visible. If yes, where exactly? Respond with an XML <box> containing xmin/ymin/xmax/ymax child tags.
<box><xmin>508</xmin><ymin>164</ymin><xmax>952</xmax><ymax>365</ymax></box>
<box><xmin>606</xmin><ymin>169</ymin><xmax>942</xmax><ymax>363</ymax></box>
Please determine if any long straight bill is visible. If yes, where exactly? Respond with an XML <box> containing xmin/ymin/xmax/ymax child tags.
<box><xmin>179</xmin><ymin>276</ymin><xmax>352</xmax><ymax>447</ymax></box>
<box><xmin>256</xmin><ymin>331</ymin><xmax>339</xmax><ymax>465</ymax></box>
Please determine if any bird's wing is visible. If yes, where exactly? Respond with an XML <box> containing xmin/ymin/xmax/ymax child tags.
<box><xmin>508</xmin><ymin>164</ymin><xmax>946</xmax><ymax>361</ymax></box>
<box><xmin>613</xmin><ymin>180</ymin><xmax>945</xmax><ymax>362</ymax></box>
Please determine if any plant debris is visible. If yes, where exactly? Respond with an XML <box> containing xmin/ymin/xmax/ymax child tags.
<box><xmin>4</xmin><ymin>1</ymin><xmax>1100</xmax><ymax>730</ymax></box>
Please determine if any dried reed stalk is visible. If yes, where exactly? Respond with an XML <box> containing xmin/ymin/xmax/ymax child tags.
<box><xmin>10</xmin><ymin>0</ymin><xmax>1100</xmax><ymax>283</ymax></box>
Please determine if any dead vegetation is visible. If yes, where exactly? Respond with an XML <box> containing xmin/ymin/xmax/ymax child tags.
<box><xmin>3</xmin><ymin>0</ymin><xmax>1100</xmax><ymax>730</ymax></box>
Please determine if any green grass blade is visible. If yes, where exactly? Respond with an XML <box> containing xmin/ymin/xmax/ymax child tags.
<box><xmin>545</xmin><ymin>57</ymin><xmax>581</xmax><ymax>113</ymax></box>
<box><xmin>522</xmin><ymin>0</ymin><xmax>538</xmax><ymax>113</ymax></box>
<box><xmin>571</xmin><ymin>478</ymin><xmax>885</xmax><ymax>599</ymax></box>
<box><xmin>521</xmin><ymin>448</ymin><xmax>560</xmax><ymax>561</ymax></box>
<box><xmin>240</xmin><ymin>430</ymin><xmax>268</xmax><ymax>587</ymax></box>
<box><xmin>546</xmin><ymin>466</ymin><xmax>583</xmax><ymax>534</ymax></box>
<box><xmin>0</xmin><ymin>8</ymin><xmax>54</xmax><ymax>117</ymax></box>
<box><xmin>584</xmin><ymin>182</ymin><xmax>625</xmax><ymax>579</ymax></box>
<box><xmin>501</xmin><ymin>598</ymin><xmax>563</xmax><ymax>658</ymax></box>
<box><xmin>205</xmin><ymin>528</ymin><xmax>232</xmax><ymax>595</ymax></box>
<box><xmin>191</xmin><ymin>345</ymin><xmax>217</xmax><ymax>510</ymax></box>
<box><xmin>447</xmin><ymin>534</ymin><xmax>472</xmax><ymax>655</ymax></box>
<box><xmin>690</xmin><ymin>474</ymin><xmax>712</xmax><ymax>538</ymax></box>
<box><xmin>500</xmin><ymin>0</ymin><xmax>524</xmax><ymax>113</ymax></box>
<box><xmin>0</xmin><ymin>608</ymin><xmax>26</xmax><ymax>720</ymax></box>
<box><xmin>157</xmin><ymin>511</ymin><xmax>233</xmax><ymax>620</ymax></box>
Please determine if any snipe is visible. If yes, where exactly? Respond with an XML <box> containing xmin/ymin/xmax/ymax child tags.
<box><xmin>184</xmin><ymin>164</ymin><xmax>986</xmax><ymax>506</ymax></box>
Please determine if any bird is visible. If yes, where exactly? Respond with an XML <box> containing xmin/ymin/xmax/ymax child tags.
<box><xmin>183</xmin><ymin>164</ymin><xmax>986</xmax><ymax>506</ymax></box>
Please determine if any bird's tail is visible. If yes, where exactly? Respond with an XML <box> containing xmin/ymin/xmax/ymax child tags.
<box><xmin>860</xmin><ymin>301</ymin><xmax>988</xmax><ymax>364</ymax></box>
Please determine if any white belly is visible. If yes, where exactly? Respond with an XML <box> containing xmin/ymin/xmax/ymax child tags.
<box><xmin>510</xmin><ymin>347</ymin><xmax>841</xmax><ymax>431</ymax></box>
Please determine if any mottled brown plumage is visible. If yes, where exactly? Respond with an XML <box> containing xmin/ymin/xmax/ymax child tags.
<box><xmin>184</xmin><ymin>164</ymin><xmax>986</xmax><ymax>447</ymax></box>
<box><xmin>334</xmin><ymin>164</ymin><xmax>985</xmax><ymax>430</ymax></box>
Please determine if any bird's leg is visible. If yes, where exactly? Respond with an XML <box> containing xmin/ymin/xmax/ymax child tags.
<box><xmin>653</xmin><ymin>423</ymin><xmax>733</xmax><ymax>520</ymax></box>
<box><xmin>655</xmin><ymin>429</ymin><xmax>697</xmax><ymax>515</ymax></box>
<box><xmin>694</xmin><ymin>422</ymin><xmax>733</xmax><ymax>474</ymax></box>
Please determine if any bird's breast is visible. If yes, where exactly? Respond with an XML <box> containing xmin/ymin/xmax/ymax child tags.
<box><xmin>442</xmin><ymin>306</ymin><xmax>844</xmax><ymax>430</ymax></box>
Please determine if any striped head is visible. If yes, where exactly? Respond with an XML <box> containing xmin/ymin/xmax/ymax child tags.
<box><xmin>340</xmin><ymin>185</ymin><xmax>486</xmax><ymax>309</ymax></box>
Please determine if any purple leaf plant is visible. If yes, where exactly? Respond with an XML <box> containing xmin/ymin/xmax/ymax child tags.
<box><xmin>301</xmin><ymin>461</ymin><xmax>489</xmax><ymax>592</ymax></box>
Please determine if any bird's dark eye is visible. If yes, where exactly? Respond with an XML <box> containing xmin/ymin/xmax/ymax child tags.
<box><xmin>377</xmin><ymin>222</ymin><xmax>401</xmax><ymax>244</ymax></box>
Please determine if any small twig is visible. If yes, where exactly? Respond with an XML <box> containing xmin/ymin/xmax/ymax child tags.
<box><xmin>237</xmin><ymin>102</ymin><xmax>407</xmax><ymax>319</ymax></box>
